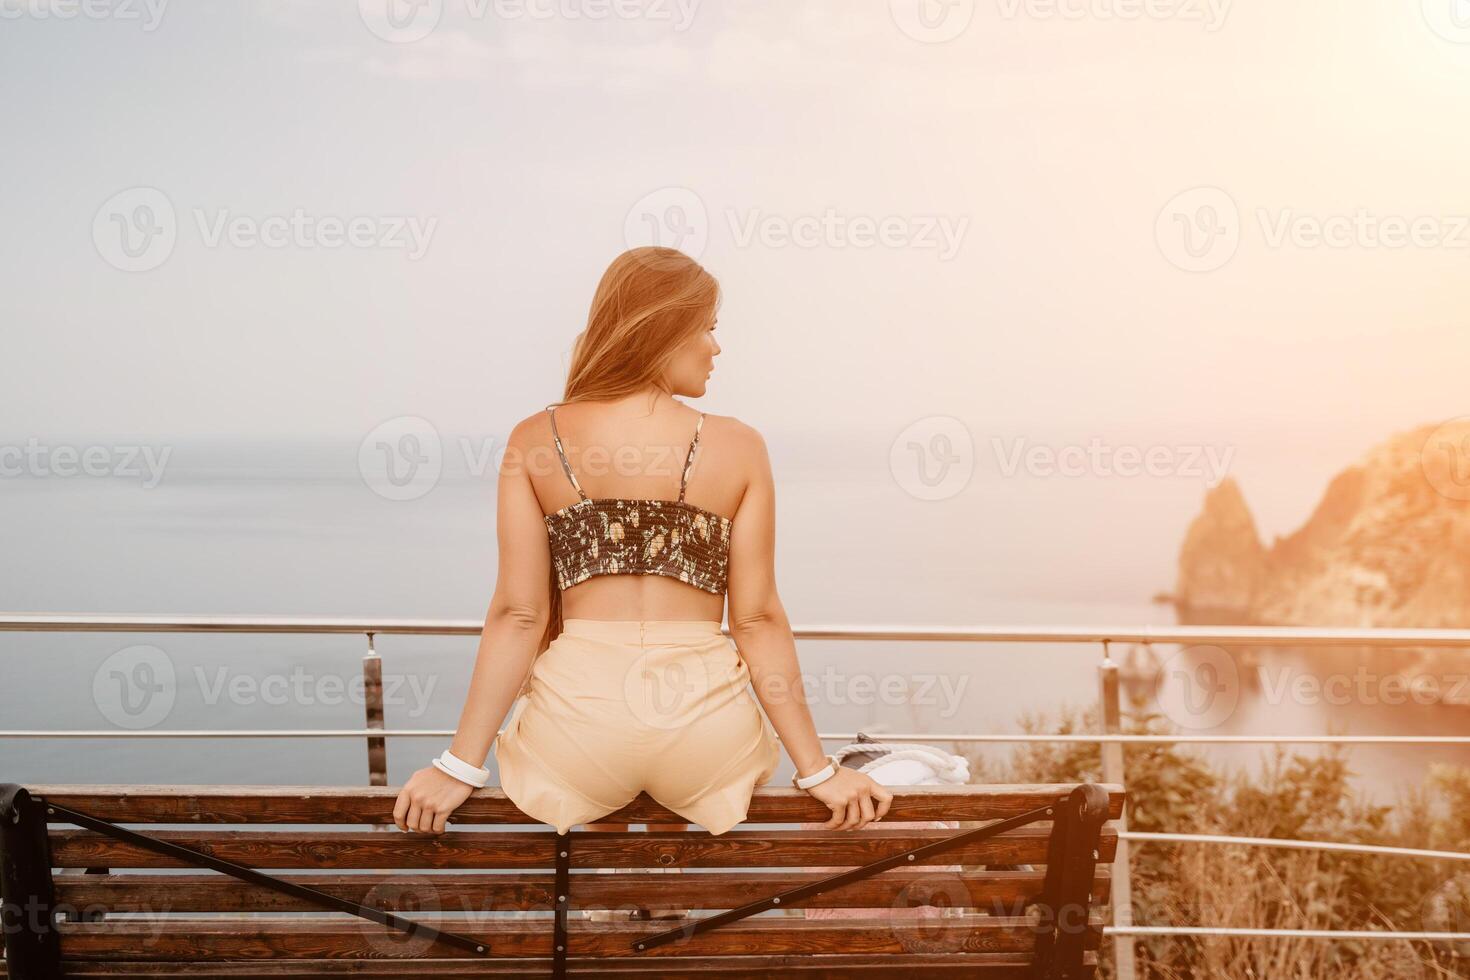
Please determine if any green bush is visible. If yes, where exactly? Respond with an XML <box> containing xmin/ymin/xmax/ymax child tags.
<box><xmin>963</xmin><ymin>699</ymin><xmax>1470</xmax><ymax>979</ymax></box>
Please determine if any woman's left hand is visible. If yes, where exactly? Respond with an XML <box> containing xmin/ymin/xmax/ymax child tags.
<box><xmin>392</xmin><ymin>766</ymin><xmax>477</xmax><ymax>834</ymax></box>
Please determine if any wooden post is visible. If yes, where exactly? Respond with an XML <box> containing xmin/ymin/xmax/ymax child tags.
<box><xmin>1098</xmin><ymin>641</ymin><xmax>1137</xmax><ymax>980</ymax></box>
<box><xmin>1029</xmin><ymin>784</ymin><xmax>1110</xmax><ymax>979</ymax></box>
<box><xmin>363</xmin><ymin>632</ymin><xmax>387</xmax><ymax>787</ymax></box>
<box><xmin>0</xmin><ymin>785</ymin><xmax>62</xmax><ymax>979</ymax></box>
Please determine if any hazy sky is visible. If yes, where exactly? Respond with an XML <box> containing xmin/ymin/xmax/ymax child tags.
<box><xmin>7</xmin><ymin>4</ymin><xmax>1470</xmax><ymax>802</ymax></box>
<box><xmin>6</xmin><ymin>0</ymin><xmax>1470</xmax><ymax>539</ymax></box>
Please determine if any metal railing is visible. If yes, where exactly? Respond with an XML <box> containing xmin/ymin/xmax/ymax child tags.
<box><xmin>5</xmin><ymin>614</ymin><xmax>1470</xmax><ymax>977</ymax></box>
<box><xmin>5</xmin><ymin>614</ymin><xmax>1469</xmax><ymax>645</ymax></box>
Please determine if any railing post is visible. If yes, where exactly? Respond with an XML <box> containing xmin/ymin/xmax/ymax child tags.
<box><xmin>1098</xmin><ymin>641</ymin><xmax>1137</xmax><ymax>980</ymax></box>
<box><xmin>363</xmin><ymin>632</ymin><xmax>387</xmax><ymax>787</ymax></box>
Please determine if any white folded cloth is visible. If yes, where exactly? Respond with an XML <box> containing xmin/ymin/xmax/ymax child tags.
<box><xmin>834</xmin><ymin>742</ymin><xmax>971</xmax><ymax>787</ymax></box>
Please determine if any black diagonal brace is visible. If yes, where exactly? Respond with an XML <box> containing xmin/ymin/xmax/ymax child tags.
<box><xmin>38</xmin><ymin>798</ymin><xmax>492</xmax><ymax>957</ymax></box>
<box><xmin>630</xmin><ymin>799</ymin><xmax>1062</xmax><ymax>952</ymax></box>
<box><xmin>552</xmin><ymin>830</ymin><xmax>571</xmax><ymax>979</ymax></box>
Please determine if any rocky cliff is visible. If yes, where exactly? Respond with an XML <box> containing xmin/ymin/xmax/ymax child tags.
<box><xmin>1172</xmin><ymin>418</ymin><xmax>1470</xmax><ymax>699</ymax></box>
<box><xmin>1174</xmin><ymin>477</ymin><xmax>1270</xmax><ymax>620</ymax></box>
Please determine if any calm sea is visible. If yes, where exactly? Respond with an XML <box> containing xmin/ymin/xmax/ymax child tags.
<box><xmin>1</xmin><ymin>434</ymin><xmax>1462</xmax><ymax>803</ymax></box>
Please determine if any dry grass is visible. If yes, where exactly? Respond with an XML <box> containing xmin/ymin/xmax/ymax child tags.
<box><xmin>1134</xmin><ymin>845</ymin><xmax>1447</xmax><ymax>979</ymax></box>
<box><xmin>968</xmin><ymin>702</ymin><xmax>1470</xmax><ymax>979</ymax></box>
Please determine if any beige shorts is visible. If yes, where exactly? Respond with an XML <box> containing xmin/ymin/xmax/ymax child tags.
<box><xmin>491</xmin><ymin>618</ymin><xmax>781</xmax><ymax>835</ymax></box>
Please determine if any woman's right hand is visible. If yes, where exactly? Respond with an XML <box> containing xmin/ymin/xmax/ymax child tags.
<box><xmin>804</xmin><ymin>767</ymin><xmax>893</xmax><ymax>830</ymax></box>
<box><xmin>392</xmin><ymin>765</ymin><xmax>477</xmax><ymax>834</ymax></box>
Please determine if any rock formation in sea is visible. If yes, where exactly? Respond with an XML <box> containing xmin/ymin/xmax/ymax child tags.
<box><xmin>1170</xmin><ymin>418</ymin><xmax>1470</xmax><ymax>701</ymax></box>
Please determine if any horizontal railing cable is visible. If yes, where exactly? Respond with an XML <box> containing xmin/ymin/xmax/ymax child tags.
<box><xmin>1105</xmin><ymin>926</ymin><xmax>1470</xmax><ymax>941</ymax></box>
<box><xmin>1123</xmin><ymin>831</ymin><xmax>1470</xmax><ymax>863</ymax></box>
<box><xmin>2</xmin><ymin>728</ymin><xmax>1470</xmax><ymax>743</ymax></box>
<box><xmin>3</xmin><ymin>614</ymin><xmax>1470</xmax><ymax>647</ymax></box>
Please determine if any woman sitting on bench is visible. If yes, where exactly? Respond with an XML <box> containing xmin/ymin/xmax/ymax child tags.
<box><xmin>392</xmin><ymin>247</ymin><xmax>892</xmax><ymax>874</ymax></box>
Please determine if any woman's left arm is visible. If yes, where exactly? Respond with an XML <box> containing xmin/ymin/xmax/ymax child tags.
<box><xmin>393</xmin><ymin>417</ymin><xmax>552</xmax><ymax>833</ymax></box>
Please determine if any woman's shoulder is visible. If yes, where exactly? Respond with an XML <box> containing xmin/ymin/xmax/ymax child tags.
<box><xmin>697</xmin><ymin>415</ymin><xmax>771</xmax><ymax>489</ymax></box>
<box><xmin>696</xmin><ymin>411</ymin><xmax>766</xmax><ymax>453</ymax></box>
<box><xmin>505</xmin><ymin>407</ymin><xmax>557</xmax><ymax>450</ymax></box>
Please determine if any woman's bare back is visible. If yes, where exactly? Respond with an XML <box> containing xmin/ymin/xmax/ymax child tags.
<box><xmin>529</xmin><ymin>395</ymin><xmax>748</xmax><ymax>622</ymax></box>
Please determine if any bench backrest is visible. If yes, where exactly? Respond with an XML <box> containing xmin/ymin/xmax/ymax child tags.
<box><xmin>2</xmin><ymin>782</ymin><xmax>1123</xmax><ymax>978</ymax></box>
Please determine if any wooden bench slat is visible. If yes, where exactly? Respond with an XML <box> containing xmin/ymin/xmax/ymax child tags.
<box><xmin>55</xmin><ymin>916</ymin><xmax>1103</xmax><ymax>959</ymax></box>
<box><xmin>29</xmin><ymin>784</ymin><xmax>1125</xmax><ymax>825</ymax></box>
<box><xmin>55</xmin><ymin>868</ymin><xmax>1110</xmax><ymax>913</ymax></box>
<box><xmin>41</xmin><ymin>951</ymin><xmax>1092</xmax><ymax>978</ymax></box>
<box><xmin>49</xmin><ymin>826</ymin><xmax>1118</xmax><ymax>870</ymax></box>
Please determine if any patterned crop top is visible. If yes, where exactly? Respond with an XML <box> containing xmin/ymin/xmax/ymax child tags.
<box><xmin>543</xmin><ymin>405</ymin><xmax>733</xmax><ymax>594</ymax></box>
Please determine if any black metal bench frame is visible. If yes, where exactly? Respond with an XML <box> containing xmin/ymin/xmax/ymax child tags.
<box><xmin>0</xmin><ymin>782</ymin><xmax>1111</xmax><ymax>979</ymax></box>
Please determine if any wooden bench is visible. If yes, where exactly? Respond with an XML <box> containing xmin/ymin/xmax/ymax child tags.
<box><xmin>1</xmin><ymin>782</ymin><xmax>1124</xmax><ymax>978</ymax></box>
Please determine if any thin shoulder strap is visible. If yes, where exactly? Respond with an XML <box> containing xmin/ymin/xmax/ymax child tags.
<box><xmin>546</xmin><ymin>405</ymin><xmax>588</xmax><ymax>502</ymax></box>
<box><xmin>678</xmin><ymin>412</ymin><xmax>706</xmax><ymax>503</ymax></box>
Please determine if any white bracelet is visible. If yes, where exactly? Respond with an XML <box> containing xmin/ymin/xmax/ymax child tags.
<box><xmin>432</xmin><ymin>749</ymin><xmax>490</xmax><ymax>788</ymax></box>
<box><xmin>436</xmin><ymin>749</ymin><xmax>490</xmax><ymax>785</ymax></box>
<box><xmin>792</xmin><ymin>755</ymin><xmax>840</xmax><ymax>790</ymax></box>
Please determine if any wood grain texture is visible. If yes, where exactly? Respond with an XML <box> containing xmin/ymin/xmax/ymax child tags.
<box><xmin>49</xmin><ymin>826</ymin><xmax>1117</xmax><ymax>870</ymax></box>
<box><xmin>55</xmin><ymin>916</ymin><xmax>1103</xmax><ymax>960</ymax></box>
<box><xmin>55</xmin><ymin>868</ymin><xmax>1111</xmax><ymax>913</ymax></box>
<box><xmin>32</xmin><ymin>951</ymin><xmax>1096</xmax><ymax>978</ymax></box>
<box><xmin>29</xmin><ymin>784</ymin><xmax>1126</xmax><ymax>825</ymax></box>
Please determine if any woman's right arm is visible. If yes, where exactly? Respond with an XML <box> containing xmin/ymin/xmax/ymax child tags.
<box><xmin>725</xmin><ymin>424</ymin><xmax>891</xmax><ymax>830</ymax></box>
<box><xmin>392</xmin><ymin>416</ymin><xmax>553</xmax><ymax>834</ymax></box>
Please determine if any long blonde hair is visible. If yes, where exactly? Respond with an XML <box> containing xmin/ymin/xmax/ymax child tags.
<box><xmin>537</xmin><ymin>246</ymin><xmax>721</xmax><ymax>654</ymax></box>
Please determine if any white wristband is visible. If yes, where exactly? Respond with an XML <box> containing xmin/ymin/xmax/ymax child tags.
<box><xmin>792</xmin><ymin>755</ymin><xmax>839</xmax><ymax>790</ymax></box>
<box><xmin>432</xmin><ymin>749</ymin><xmax>490</xmax><ymax>788</ymax></box>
